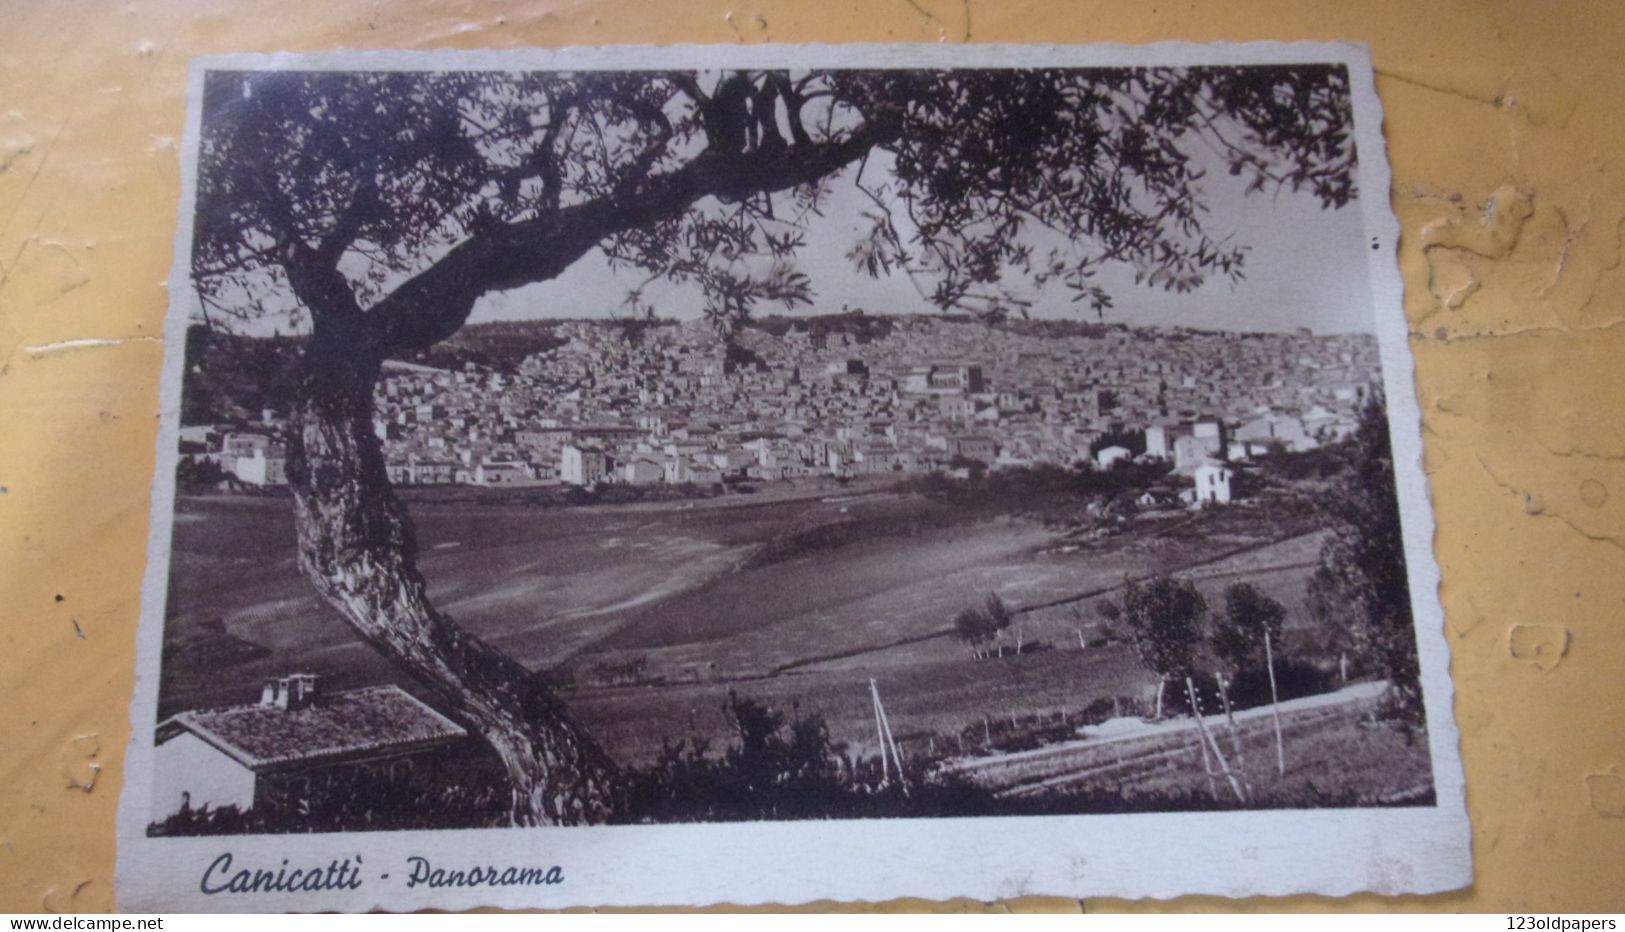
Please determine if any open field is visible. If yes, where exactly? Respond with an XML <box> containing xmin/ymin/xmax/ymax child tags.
<box><xmin>159</xmin><ymin>482</ymin><xmax>1382</xmax><ymax>786</ymax></box>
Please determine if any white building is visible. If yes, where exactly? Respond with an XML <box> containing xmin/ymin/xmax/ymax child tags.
<box><xmin>622</xmin><ymin>457</ymin><xmax>664</xmax><ymax>485</ymax></box>
<box><xmin>1096</xmin><ymin>445</ymin><xmax>1133</xmax><ymax>469</ymax></box>
<box><xmin>1193</xmin><ymin>460</ymin><xmax>1233</xmax><ymax>506</ymax></box>
<box><xmin>560</xmin><ymin>444</ymin><xmax>606</xmax><ymax>486</ymax></box>
<box><xmin>473</xmin><ymin>461</ymin><xmax>532</xmax><ymax>486</ymax></box>
<box><xmin>1235</xmin><ymin>414</ymin><xmax>1314</xmax><ymax>454</ymax></box>
<box><xmin>1192</xmin><ymin>419</ymin><xmax>1225</xmax><ymax>455</ymax></box>
<box><xmin>1144</xmin><ymin>425</ymin><xmax>1170</xmax><ymax>460</ymax></box>
<box><xmin>233</xmin><ymin>446</ymin><xmax>287</xmax><ymax>486</ymax></box>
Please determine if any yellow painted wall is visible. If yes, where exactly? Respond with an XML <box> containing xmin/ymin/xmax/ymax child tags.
<box><xmin>2</xmin><ymin>0</ymin><xmax>1622</xmax><ymax>914</ymax></box>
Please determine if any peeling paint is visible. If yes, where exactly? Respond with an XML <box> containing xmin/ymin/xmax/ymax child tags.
<box><xmin>1585</xmin><ymin>773</ymin><xmax>1625</xmax><ymax>818</ymax></box>
<box><xmin>1419</xmin><ymin>187</ymin><xmax>1533</xmax><ymax>315</ymax></box>
<box><xmin>1578</xmin><ymin>478</ymin><xmax>1608</xmax><ymax>508</ymax></box>
<box><xmin>61</xmin><ymin>735</ymin><xmax>100</xmax><ymax>794</ymax></box>
<box><xmin>1449</xmin><ymin>593</ymin><xmax>1486</xmax><ymax>639</ymax></box>
<box><xmin>22</xmin><ymin>336</ymin><xmax>161</xmax><ymax>357</ymax></box>
<box><xmin>1507</xmin><ymin>625</ymin><xmax>1570</xmax><ymax>671</ymax></box>
<box><xmin>39</xmin><ymin>877</ymin><xmax>95</xmax><ymax>914</ymax></box>
<box><xmin>0</xmin><ymin>131</ymin><xmax>35</xmax><ymax>174</ymax></box>
<box><xmin>1475</xmin><ymin>454</ymin><xmax>1624</xmax><ymax>551</ymax></box>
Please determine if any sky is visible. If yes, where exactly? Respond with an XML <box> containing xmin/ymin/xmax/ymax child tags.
<box><xmin>463</xmin><ymin>142</ymin><xmax>1378</xmax><ymax>336</ymax></box>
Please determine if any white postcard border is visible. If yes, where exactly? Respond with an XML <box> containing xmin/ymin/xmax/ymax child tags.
<box><xmin>118</xmin><ymin>40</ymin><xmax>1470</xmax><ymax>912</ymax></box>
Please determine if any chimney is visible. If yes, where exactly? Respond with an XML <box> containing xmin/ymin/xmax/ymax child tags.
<box><xmin>259</xmin><ymin>674</ymin><xmax>318</xmax><ymax>710</ymax></box>
<box><xmin>287</xmin><ymin>673</ymin><xmax>318</xmax><ymax>710</ymax></box>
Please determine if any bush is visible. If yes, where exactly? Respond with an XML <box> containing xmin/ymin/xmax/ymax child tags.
<box><xmin>147</xmin><ymin>751</ymin><xmax>510</xmax><ymax>836</ymax></box>
<box><xmin>1225</xmin><ymin>659</ymin><xmax>1337</xmax><ymax>710</ymax></box>
<box><xmin>619</xmin><ymin>691</ymin><xmax>1007</xmax><ymax>823</ymax></box>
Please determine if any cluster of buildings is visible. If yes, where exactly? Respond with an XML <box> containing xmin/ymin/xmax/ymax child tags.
<box><xmin>177</xmin><ymin>315</ymin><xmax>1378</xmax><ymax>507</ymax></box>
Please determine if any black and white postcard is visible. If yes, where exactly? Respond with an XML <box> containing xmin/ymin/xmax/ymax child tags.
<box><xmin>118</xmin><ymin>41</ymin><xmax>1470</xmax><ymax>911</ymax></box>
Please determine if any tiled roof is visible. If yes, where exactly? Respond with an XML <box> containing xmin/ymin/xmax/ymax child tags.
<box><xmin>158</xmin><ymin>685</ymin><xmax>467</xmax><ymax>773</ymax></box>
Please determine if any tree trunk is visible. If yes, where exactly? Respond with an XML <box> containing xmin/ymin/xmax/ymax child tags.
<box><xmin>282</xmin><ymin>343</ymin><xmax>620</xmax><ymax>826</ymax></box>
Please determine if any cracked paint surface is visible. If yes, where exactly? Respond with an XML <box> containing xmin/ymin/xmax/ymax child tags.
<box><xmin>1</xmin><ymin>0</ymin><xmax>1623</xmax><ymax>916</ymax></box>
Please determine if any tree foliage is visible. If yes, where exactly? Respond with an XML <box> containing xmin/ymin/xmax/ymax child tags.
<box><xmin>620</xmin><ymin>692</ymin><xmax>997</xmax><ymax>822</ymax></box>
<box><xmin>1306</xmin><ymin>396</ymin><xmax>1421</xmax><ymax>717</ymax></box>
<box><xmin>953</xmin><ymin>592</ymin><xmax>1016</xmax><ymax>659</ymax></box>
<box><xmin>984</xmin><ymin>592</ymin><xmax>1015</xmax><ymax>632</ymax></box>
<box><xmin>1121</xmin><ymin>574</ymin><xmax>1208</xmax><ymax>684</ymax></box>
<box><xmin>193</xmin><ymin>65</ymin><xmax>1357</xmax><ymax>345</ymax></box>
<box><xmin>1213</xmin><ymin>581</ymin><xmax>1287</xmax><ymax>674</ymax></box>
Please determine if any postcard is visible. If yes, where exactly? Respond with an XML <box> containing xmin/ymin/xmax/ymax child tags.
<box><xmin>117</xmin><ymin>41</ymin><xmax>1470</xmax><ymax>911</ymax></box>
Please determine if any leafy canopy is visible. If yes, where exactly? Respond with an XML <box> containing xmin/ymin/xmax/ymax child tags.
<box><xmin>1213</xmin><ymin>580</ymin><xmax>1287</xmax><ymax>673</ymax></box>
<box><xmin>1120</xmin><ymin>574</ymin><xmax>1208</xmax><ymax>680</ymax></box>
<box><xmin>192</xmin><ymin>65</ymin><xmax>1357</xmax><ymax>354</ymax></box>
<box><xmin>1307</xmin><ymin>396</ymin><xmax>1420</xmax><ymax>714</ymax></box>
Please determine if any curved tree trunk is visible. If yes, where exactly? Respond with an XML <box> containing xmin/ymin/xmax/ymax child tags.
<box><xmin>281</xmin><ymin>339</ymin><xmax>620</xmax><ymax>826</ymax></box>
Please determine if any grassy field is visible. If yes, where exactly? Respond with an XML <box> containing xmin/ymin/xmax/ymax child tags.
<box><xmin>1129</xmin><ymin>711</ymin><xmax>1435</xmax><ymax>807</ymax></box>
<box><xmin>566</xmin><ymin>643</ymin><xmax>1157</xmax><ymax>766</ymax></box>
<box><xmin>948</xmin><ymin>682</ymin><xmax>1434</xmax><ymax>808</ymax></box>
<box><xmin>158</xmin><ymin>479</ymin><xmax>1399</xmax><ymax>798</ymax></box>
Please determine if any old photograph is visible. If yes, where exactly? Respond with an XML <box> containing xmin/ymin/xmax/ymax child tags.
<box><xmin>118</xmin><ymin>43</ymin><xmax>1468</xmax><ymax>909</ymax></box>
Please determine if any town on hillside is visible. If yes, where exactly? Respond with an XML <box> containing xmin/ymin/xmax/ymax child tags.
<box><xmin>178</xmin><ymin>314</ymin><xmax>1379</xmax><ymax>505</ymax></box>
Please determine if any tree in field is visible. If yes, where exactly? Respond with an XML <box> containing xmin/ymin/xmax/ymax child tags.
<box><xmin>1120</xmin><ymin>575</ymin><xmax>1208</xmax><ymax>718</ymax></box>
<box><xmin>1213</xmin><ymin>581</ymin><xmax>1286</xmax><ymax>675</ymax></box>
<box><xmin>985</xmin><ymin>592</ymin><xmax>1019</xmax><ymax>654</ymax></box>
<box><xmin>1095</xmin><ymin>597</ymin><xmax>1123</xmax><ymax>640</ymax></box>
<box><xmin>190</xmin><ymin>64</ymin><xmax>1357</xmax><ymax>823</ymax></box>
<box><xmin>1306</xmin><ymin>395</ymin><xmax>1420</xmax><ymax>718</ymax></box>
<box><xmin>953</xmin><ymin>593</ymin><xmax>1018</xmax><ymax>659</ymax></box>
<box><xmin>952</xmin><ymin>606</ymin><xmax>990</xmax><ymax>658</ymax></box>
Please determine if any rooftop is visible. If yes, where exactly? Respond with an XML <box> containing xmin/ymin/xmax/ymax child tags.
<box><xmin>156</xmin><ymin>684</ymin><xmax>467</xmax><ymax>773</ymax></box>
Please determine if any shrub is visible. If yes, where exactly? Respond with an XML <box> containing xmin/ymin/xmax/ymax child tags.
<box><xmin>619</xmin><ymin>692</ymin><xmax>1005</xmax><ymax>823</ymax></box>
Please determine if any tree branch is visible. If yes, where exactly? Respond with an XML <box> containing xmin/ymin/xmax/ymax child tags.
<box><xmin>364</xmin><ymin>122</ymin><xmax>896</xmax><ymax>355</ymax></box>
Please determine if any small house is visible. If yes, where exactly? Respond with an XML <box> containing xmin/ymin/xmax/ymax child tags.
<box><xmin>233</xmin><ymin>446</ymin><xmax>287</xmax><ymax>486</ymax></box>
<box><xmin>1192</xmin><ymin>459</ymin><xmax>1234</xmax><ymax>506</ymax></box>
<box><xmin>1095</xmin><ymin>445</ymin><xmax>1133</xmax><ymax>469</ymax></box>
<box><xmin>152</xmin><ymin>675</ymin><xmax>466</xmax><ymax>818</ymax></box>
<box><xmin>473</xmin><ymin>460</ymin><xmax>533</xmax><ymax>486</ymax></box>
<box><xmin>560</xmin><ymin>443</ymin><xmax>607</xmax><ymax>486</ymax></box>
<box><xmin>622</xmin><ymin>456</ymin><xmax>664</xmax><ymax>485</ymax></box>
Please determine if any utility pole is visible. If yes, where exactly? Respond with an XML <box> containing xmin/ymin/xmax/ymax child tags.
<box><xmin>871</xmin><ymin>678</ymin><xmax>891</xmax><ymax>785</ymax></box>
<box><xmin>871</xmin><ymin>678</ymin><xmax>907</xmax><ymax>795</ymax></box>
<box><xmin>1264</xmin><ymin>629</ymin><xmax>1285</xmax><ymax>777</ymax></box>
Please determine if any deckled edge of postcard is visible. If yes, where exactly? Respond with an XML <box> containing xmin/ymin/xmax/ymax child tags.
<box><xmin>116</xmin><ymin>40</ymin><xmax>1471</xmax><ymax>912</ymax></box>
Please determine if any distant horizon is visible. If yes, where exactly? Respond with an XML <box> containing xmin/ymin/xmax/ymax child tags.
<box><xmin>216</xmin><ymin>308</ymin><xmax>1379</xmax><ymax>342</ymax></box>
<box><xmin>476</xmin><ymin>309</ymin><xmax>1377</xmax><ymax>338</ymax></box>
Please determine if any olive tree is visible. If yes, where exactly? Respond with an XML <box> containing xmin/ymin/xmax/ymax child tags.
<box><xmin>190</xmin><ymin>64</ymin><xmax>1357</xmax><ymax>824</ymax></box>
